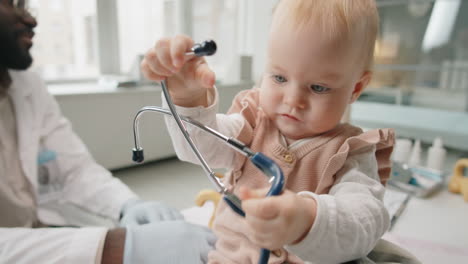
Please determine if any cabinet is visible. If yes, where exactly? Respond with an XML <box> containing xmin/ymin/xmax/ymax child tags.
<box><xmin>352</xmin><ymin>0</ymin><xmax>468</xmax><ymax>151</ymax></box>
<box><xmin>362</xmin><ymin>0</ymin><xmax>468</xmax><ymax>112</ymax></box>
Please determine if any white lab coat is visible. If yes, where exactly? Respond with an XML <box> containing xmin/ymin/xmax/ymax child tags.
<box><xmin>0</xmin><ymin>70</ymin><xmax>137</xmax><ymax>263</ymax></box>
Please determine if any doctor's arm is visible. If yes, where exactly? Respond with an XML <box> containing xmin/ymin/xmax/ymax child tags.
<box><xmin>35</xmin><ymin>75</ymin><xmax>181</xmax><ymax>225</ymax></box>
<box><xmin>105</xmin><ymin>221</ymin><xmax>216</xmax><ymax>264</ymax></box>
<box><xmin>37</xmin><ymin>82</ymin><xmax>135</xmax><ymax>221</ymax></box>
<box><xmin>0</xmin><ymin>221</ymin><xmax>215</xmax><ymax>264</ymax></box>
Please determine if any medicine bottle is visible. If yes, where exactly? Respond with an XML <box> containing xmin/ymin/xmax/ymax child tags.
<box><xmin>426</xmin><ymin>137</ymin><xmax>447</xmax><ymax>171</ymax></box>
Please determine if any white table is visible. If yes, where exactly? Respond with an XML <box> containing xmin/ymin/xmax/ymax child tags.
<box><xmin>383</xmin><ymin>190</ymin><xmax>468</xmax><ymax>264</ymax></box>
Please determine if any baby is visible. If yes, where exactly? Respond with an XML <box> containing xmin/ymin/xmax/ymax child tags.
<box><xmin>141</xmin><ymin>0</ymin><xmax>394</xmax><ymax>263</ymax></box>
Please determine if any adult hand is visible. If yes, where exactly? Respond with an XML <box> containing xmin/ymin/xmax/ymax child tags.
<box><xmin>124</xmin><ymin>221</ymin><xmax>217</xmax><ymax>264</ymax></box>
<box><xmin>120</xmin><ymin>199</ymin><xmax>184</xmax><ymax>226</ymax></box>
<box><xmin>239</xmin><ymin>187</ymin><xmax>317</xmax><ymax>250</ymax></box>
<box><xmin>141</xmin><ymin>34</ymin><xmax>216</xmax><ymax>107</ymax></box>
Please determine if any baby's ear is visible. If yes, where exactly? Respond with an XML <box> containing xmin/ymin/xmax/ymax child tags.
<box><xmin>350</xmin><ymin>71</ymin><xmax>372</xmax><ymax>103</ymax></box>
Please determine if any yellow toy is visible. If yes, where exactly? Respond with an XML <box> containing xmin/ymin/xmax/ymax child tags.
<box><xmin>448</xmin><ymin>158</ymin><xmax>468</xmax><ymax>201</ymax></box>
<box><xmin>195</xmin><ymin>173</ymin><xmax>223</xmax><ymax>228</ymax></box>
<box><xmin>194</xmin><ymin>173</ymin><xmax>284</xmax><ymax>258</ymax></box>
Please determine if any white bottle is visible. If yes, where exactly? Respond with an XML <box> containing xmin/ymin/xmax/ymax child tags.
<box><xmin>426</xmin><ymin>137</ymin><xmax>447</xmax><ymax>171</ymax></box>
<box><xmin>392</xmin><ymin>138</ymin><xmax>413</xmax><ymax>164</ymax></box>
<box><xmin>408</xmin><ymin>140</ymin><xmax>421</xmax><ymax>167</ymax></box>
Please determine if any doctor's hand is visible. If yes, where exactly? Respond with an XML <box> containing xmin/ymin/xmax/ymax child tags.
<box><xmin>141</xmin><ymin>34</ymin><xmax>216</xmax><ymax>108</ymax></box>
<box><xmin>120</xmin><ymin>199</ymin><xmax>184</xmax><ymax>226</ymax></box>
<box><xmin>239</xmin><ymin>187</ymin><xmax>318</xmax><ymax>250</ymax></box>
<box><xmin>123</xmin><ymin>221</ymin><xmax>217</xmax><ymax>264</ymax></box>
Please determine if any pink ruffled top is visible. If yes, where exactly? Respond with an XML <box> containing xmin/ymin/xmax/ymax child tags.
<box><xmin>208</xmin><ymin>89</ymin><xmax>394</xmax><ymax>264</ymax></box>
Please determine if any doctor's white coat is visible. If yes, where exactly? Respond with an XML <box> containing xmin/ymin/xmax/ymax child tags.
<box><xmin>0</xmin><ymin>70</ymin><xmax>137</xmax><ymax>263</ymax></box>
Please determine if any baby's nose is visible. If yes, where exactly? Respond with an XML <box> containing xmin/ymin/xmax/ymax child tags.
<box><xmin>284</xmin><ymin>87</ymin><xmax>306</xmax><ymax>109</ymax></box>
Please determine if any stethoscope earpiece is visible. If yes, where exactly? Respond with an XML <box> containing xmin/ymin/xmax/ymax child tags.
<box><xmin>192</xmin><ymin>40</ymin><xmax>217</xmax><ymax>56</ymax></box>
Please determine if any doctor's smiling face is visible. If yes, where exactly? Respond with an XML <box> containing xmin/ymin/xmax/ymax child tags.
<box><xmin>0</xmin><ymin>0</ymin><xmax>37</xmax><ymax>71</ymax></box>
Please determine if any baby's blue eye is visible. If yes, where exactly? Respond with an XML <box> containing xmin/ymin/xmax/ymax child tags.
<box><xmin>273</xmin><ymin>75</ymin><xmax>287</xmax><ymax>83</ymax></box>
<box><xmin>310</xmin><ymin>84</ymin><xmax>329</xmax><ymax>93</ymax></box>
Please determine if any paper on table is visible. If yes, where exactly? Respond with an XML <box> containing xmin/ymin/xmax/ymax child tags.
<box><xmin>384</xmin><ymin>188</ymin><xmax>411</xmax><ymax>229</ymax></box>
<box><xmin>383</xmin><ymin>233</ymin><xmax>468</xmax><ymax>264</ymax></box>
<box><xmin>182</xmin><ymin>201</ymin><xmax>214</xmax><ymax>227</ymax></box>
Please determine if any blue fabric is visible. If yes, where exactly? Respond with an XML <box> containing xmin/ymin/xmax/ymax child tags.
<box><xmin>123</xmin><ymin>221</ymin><xmax>217</xmax><ymax>264</ymax></box>
<box><xmin>37</xmin><ymin>149</ymin><xmax>56</xmax><ymax>165</ymax></box>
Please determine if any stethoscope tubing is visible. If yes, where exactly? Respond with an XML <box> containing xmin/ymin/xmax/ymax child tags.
<box><xmin>132</xmin><ymin>42</ymin><xmax>285</xmax><ymax>264</ymax></box>
<box><xmin>159</xmin><ymin>80</ymin><xmax>281</xmax><ymax>264</ymax></box>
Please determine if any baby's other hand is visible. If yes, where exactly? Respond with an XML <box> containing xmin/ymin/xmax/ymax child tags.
<box><xmin>141</xmin><ymin>34</ymin><xmax>215</xmax><ymax>107</ymax></box>
<box><xmin>239</xmin><ymin>187</ymin><xmax>317</xmax><ymax>250</ymax></box>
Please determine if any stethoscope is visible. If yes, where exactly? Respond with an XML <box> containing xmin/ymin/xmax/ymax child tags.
<box><xmin>131</xmin><ymin>40</ymin><xmax>285</xmax><ymax>264</ymax></box>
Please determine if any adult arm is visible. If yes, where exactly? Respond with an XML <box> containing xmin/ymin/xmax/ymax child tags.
<box><xmin>101</xmin><ymin>228</ymin><xmax>126</xmax><ymax>264</ymax></box>
<box><xmin>1</xmin><ymin>222</ymin><xmax>215</xmax><ymax>264</ymax></box>
<box><xmin>0</xmin><ymin>227</ymin><xmax>108</xmax><ymax>264</ymax></box>
<box><xmin>34</xmin><ymin>74</ymin><xmax>137</xmax><ymax>222</ymax></box>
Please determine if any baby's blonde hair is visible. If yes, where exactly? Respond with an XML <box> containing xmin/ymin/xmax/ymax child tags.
<box><xmin>272</xmin><ymin>0</ymin><xmax>379</xmax><ymax>71</ymax></box>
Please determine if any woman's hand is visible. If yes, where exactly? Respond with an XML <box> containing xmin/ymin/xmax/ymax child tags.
<box><xmin>141</xmin><ymin>34</ymin><xmax>216</xmax><ymax>107</ymax></box>
<box><xmin>239</xmin><ymin>187</ymin><xmax>318</xmax><ymax>250</ymax></box>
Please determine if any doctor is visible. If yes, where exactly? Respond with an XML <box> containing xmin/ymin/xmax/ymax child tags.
<box><xmin>0</xmin><ymin>1</ymin><xmax>215</xmax><ymax>263</ymax></box>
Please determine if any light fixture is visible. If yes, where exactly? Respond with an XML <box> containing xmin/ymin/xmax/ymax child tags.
<box><xmin>422</xmin><ymin>0</ymin><xmax>461</xmax><ymax>52</ymax></box>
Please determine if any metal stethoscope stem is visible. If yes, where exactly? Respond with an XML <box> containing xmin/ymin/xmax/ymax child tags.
<box><xmin>132</xmin><ymin>103</ymin><xmax>256</xmax><ymax>193</ymax></box>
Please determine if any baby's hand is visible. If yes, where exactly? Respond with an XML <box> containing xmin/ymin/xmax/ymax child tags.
<box><xmin>239</xmin><ymin>186</ymin><xmax>317</xmax><ymax>250</ymax></box>
<box><xmin>141</xmin><ymin>35</ymin><xmax>216</xmax><ymax>107</ymax></box>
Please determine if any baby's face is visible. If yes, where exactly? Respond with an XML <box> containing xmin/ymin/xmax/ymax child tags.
<box><xmin>259</xmin><ymin>21</ymin><xmax>368</xmax><ymax>141</ymax></box>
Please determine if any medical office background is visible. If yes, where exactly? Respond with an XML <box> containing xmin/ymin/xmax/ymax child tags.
<box><xmin>28</xmin><ymin>0</ymin><xmax>468</xmax><ymax>170</ymax></box>
<box><xmin>27</xmin><ymin>0</ymin><xmax>468</xmax><ymax>262</ymax></box>
<box><xmin>27</xmin><ymin>0</ymin><xmax>468</xmax><ymax>168</ymax></box>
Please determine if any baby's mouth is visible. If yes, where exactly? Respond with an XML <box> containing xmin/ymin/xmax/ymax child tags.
<box><xmin>280</xmin><ymin>114</ymin><xmax>300</xmax><ymax>122</ymax></box>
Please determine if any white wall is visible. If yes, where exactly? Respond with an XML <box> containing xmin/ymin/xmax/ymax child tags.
<box><xmin>236</xmin><ymin>0</ymin><xmax>277</xmax><ymax>82</ymax></box>
<box><xmin>51</xmin><ymin>82</ymin><xmax>251</xmax><ymax>170</ymax></box>
<box><xmin>250</xmin><ymin>0</ymin><xmax>276</xmax><ymax>81</ymax></box>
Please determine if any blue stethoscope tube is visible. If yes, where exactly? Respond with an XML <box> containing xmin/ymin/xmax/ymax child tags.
<box><xmin>131</xmin><ymin>40</ymin><xmax>285</xmax><ymax>264</ymax></box>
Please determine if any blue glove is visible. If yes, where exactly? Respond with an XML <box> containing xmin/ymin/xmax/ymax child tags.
<box><xmin>120</xmin><ymin>199</ymin><xmax>184</xmax><ymax>226</ymax></box>
<box><xmin>124</xmin><ymin>221</ymin><xmax>217</xmax><ymax>264</ymax></box>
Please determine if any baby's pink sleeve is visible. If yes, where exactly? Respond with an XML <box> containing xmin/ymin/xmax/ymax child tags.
<box><xmin>373</xmin><ymin>128</ymin><xmax>395</xmax><ymax>184</ymax></box>
<box><xmin>227</xmin><ymin>88</ymin><xmax>261</xmax><ymax>146</ymax></box>
<box><xmin>333</xmin><ymin>128</ymin><xmax>395</xmax><ymax>185</ymax></box>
